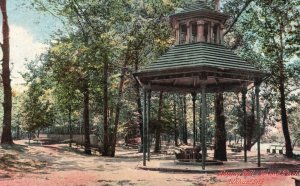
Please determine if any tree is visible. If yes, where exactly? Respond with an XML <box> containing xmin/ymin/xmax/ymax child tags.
<box><xmin>236</xmin><ymin>0</ymin><xmax>300</xmax><ymax>158</ymax></box>
<box><xmin>154</xmin><ymin>91</ymin><xmax>163</xmax><ymax>152</ymax></box>
<box><xmin>0</xmin><ymin>0</ymin><xmax>13</xmax><ymax>144</ymax></box>
<box><xmin>45</xmin><ymin>35</ymin><xmax>96</xmax><ymax>155</ymax></box>
<box><xmin>214</xmin><ymin>93</ymin><xmax>227</xmax><ymax>161</ymax></box>
<box><xmin>30</xmin><ymin>0</ymin><xmax>188</xmax><ymax>157</ymax></box>
<box><xmin>179</xmin><ymin>95</ymin><xmax>188</xmax><ymax>145</ymax></box>
<box><xmin>210</xmin><ymin>0</ymin><xmax>256</xmax><ymax>160</ymax></box>
<box><xmin>21</xmin><ymin>60</ymin><xmax>56</xmax><ymax>135</ymax></box>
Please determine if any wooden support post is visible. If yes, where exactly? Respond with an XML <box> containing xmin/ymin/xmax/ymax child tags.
<box><xmin>242</xmin><ymin>88</ymin><xmax>247</xmax><ymax>162</ymax></box>
<box><xmin>255</xmin><ymin>82</ymin><xmax>261</xmax><ymax>167</ymax></box>
<box><xmin>192</xmin><ymin>92</ymin><xmax>196</xmax><ymax>147</ymax></box>
<box><xmin>143</xmin><ymin>89</ymin><xmax>147</xmax><ymax>166</ymax></box>
<box><xmin>201</xmin><ymin>86</ymin><xmax>207</xmax><ymax>170</ymax></box>
<box><xmin>147</xmin><ymin>91</ymin><xmax>151</xmax><ymax>161</ymax></box>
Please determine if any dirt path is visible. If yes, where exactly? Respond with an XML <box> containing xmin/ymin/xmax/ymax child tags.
<box><xmin>0</xmin><ymin>141</ymin><xmax>217</xmax><ymax>186</ymax></box>
<box><xmin>0</xmin><ymin>140</ymin><xmax>298</xmax><ymax>186</ymax></box>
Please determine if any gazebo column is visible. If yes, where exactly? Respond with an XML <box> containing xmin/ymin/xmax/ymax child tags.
<box><xmin>197</xmin><ymin>20</ymin><xmax>205</xmax><ymax>42</ymax></box>
<box><xmin>242</xmin><ymin>87</ymin><xmax>248</xmax><ymax>162</ymax></box>
<box><xmin>220</xmin><ymin>24</ymin><xmax>224</xmax><ymax>44</ymax></box>
<box><xmin>186</xmin><ymin>22</ymin><xmax>190</xmax><ymax>44</ymax></box>
<box><xmin>208</xmin><ymin>22</ymin><xmax>213</xmax><ymax>43</ymax></box>
<box><xmin>216</xmin><ymin>24</ymin><xmax>220</xmax><ymax>44</ymax></box>
<box><xmin>255</xmin><ymin>82</ymin><xmax>261</xmax><ymax>167</ymax></box>
<box><xmin>142</xmin><ymin>89</ymin><xmax>147</xmax><ymax>166</ymax></box>
<box><xmin>147</xmin><ymin>90</ymin><xmax>151</xmax><ymax>161</ymax></box>
<box><xmin>201</xmin><ymin>85</ymin><xmax>207</xmax><ymax>170</ymax></box>
<box><xmin>192</xmin><ymin>92</ymin><xmax>197</xmax><ymax>147</ymax></box>
<box><xmin>175</xmin><ymin>23</ymin><xmax>179</xmax><ymax>45</ymax></box>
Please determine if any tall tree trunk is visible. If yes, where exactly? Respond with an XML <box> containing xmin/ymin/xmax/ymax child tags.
<box><xmin>279</xmin><ymin>69</ymin><xmax>293</xmax><ymax>157</ymax></box>
<box><xmin>0</xmin><ymin>0</ymin><xmax>12</xmax><ymax>145</ymax></box>
<box><xmin>102</xmin><ymin>54</ymin><xmax>109</xmax><ymax>156</ymax></box>
<box><xmin>134</xmin><ymin>54</ymin><xmax>143</xmax><ymax>153</ymax></box>
<box><xmin>183</xmin><ymin>96</ymin><xmax>188</xmax><ymax>144</ymax></box>
<box><xmin>154</xmin><ymin>92</ymin><xmax>163</xmax><ymax>152</ymax></box>
<box><xmin>214</xmin><ymin>93</ymin><xmax>227</xmax><ymax>161</ymax></box>
<box><xmin>246</xmin><ymin>94</ymin><xmax>255</xmax><ymax>150</ymax></box>
<box><xmin>16</xmin><ymin>121</ymin><xmax>20</xmax><ymax>140</ymax></box>
<box><xmin>83</xmin><ymin>81</ymin><xmax>91</xmax><ymax>155</ymax></box>
<box><xmin>173</xmin><ymin>96</ymin><xmax>178</xmax><ymax>146</ymax></box>
<box><xmin>278</xmin><ymin>23</ymin><xmax>293</xmax><ymax>158</ymax></box>
<box><xmin>110</xmin><ymin>60</ymin><xmax>129</xmax><ymax>157</ymax></box>
<box><xmin>179</xmin><ymin>95</ymin><xmax>188</xmax><ymax>145</ymax></box>
<box><xmin>178</xmin><ymin>96</ymin><xmax>183</xmax><ymax>143</ymax></box>
<box><xmin>69</xmin><ymin>105</ymin><xmax>73</xmax><ymax>148</ymax></box>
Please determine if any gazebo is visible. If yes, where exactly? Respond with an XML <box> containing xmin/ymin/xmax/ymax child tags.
<box><xmin>133</xmin><ymin>0</ymin><xmax>266</xmax><ymax>170</ymax></box>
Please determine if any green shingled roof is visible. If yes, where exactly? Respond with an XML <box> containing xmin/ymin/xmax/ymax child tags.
<box><xmin>143</xmin><ymin>42</ymin><xmax>259</xmax><ymax>73</ymax></box>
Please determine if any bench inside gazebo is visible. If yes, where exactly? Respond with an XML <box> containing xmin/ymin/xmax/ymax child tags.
<box><xmin>133</xmin><ymin>0</ymin><xmax>266</xmax><ymax>170</ymax></box>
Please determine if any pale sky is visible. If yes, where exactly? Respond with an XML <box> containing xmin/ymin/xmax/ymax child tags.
<box><xmin>4</xmin><ymin>0</ymin><xmax>63</xmax><ymax>85</ymax></box>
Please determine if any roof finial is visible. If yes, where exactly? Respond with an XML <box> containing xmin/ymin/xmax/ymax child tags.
<box><xmin>215</xmin><ymin>0</ymin><xmax>220</xmax><ymax>11</ymax></box>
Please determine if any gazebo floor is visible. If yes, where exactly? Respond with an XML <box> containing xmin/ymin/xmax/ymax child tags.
<box><xmin>138</xmin><ymin>160</ymin><xmax>267</xmax><ymax>173</ymax></box>
<box><xmin>174</xmin><ymin>159</ymin><xmax>223</xmax><ymax>166</ymax></box>
<box><xmin>136</xmin><ymin>145</ymin><xmax>300</xmax><ymax>174</ymax></box>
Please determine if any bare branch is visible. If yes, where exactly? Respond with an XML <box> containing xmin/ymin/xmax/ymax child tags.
<box><xmin>33</xmin><ymin>0</ymin><xmax>67</xmax><ymax>25</ymax></box>
<box><xmin>68</xmin><ymin>0</ymin><xmax>88</xmax><ymax>38</ymax></box>
<box><xmin>72</xmin><ymin>0</ymin><xmax>99</xmax><ymax>38</ymax></box>
<box><xmin>224</xmin><ymin>0</ymin><xmax>254</xmax><ymax>36</ymax></box>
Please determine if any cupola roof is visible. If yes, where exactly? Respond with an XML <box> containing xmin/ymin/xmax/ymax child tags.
<box><xmin>171</xmin><ymin>0</ymin><xmax>229</xmax><ymax>22</ymax></box>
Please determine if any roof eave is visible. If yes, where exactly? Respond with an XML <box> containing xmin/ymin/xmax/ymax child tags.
<box><xmin>134</xmin><ymin>65</ymin><xmax>267</xmax><ymax>80</ymax></box>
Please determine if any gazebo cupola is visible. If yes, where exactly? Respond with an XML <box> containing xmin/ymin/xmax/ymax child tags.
<box><xmin>171</xmin><ymin>0</ymin><xmax>228</xmax><ymax>45</ymax></box>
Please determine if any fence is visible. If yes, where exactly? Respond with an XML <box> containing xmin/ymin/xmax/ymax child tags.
<box><xmin>46</xmin><ymin>134</ymin><xmax>101</xmax><ymax>148</ymax></box>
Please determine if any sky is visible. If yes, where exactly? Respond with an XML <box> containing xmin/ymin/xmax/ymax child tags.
<box><xmin>4</xmin><ymin>0</ymin><xmax>63</xmax><ymax>85</ymax></box>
